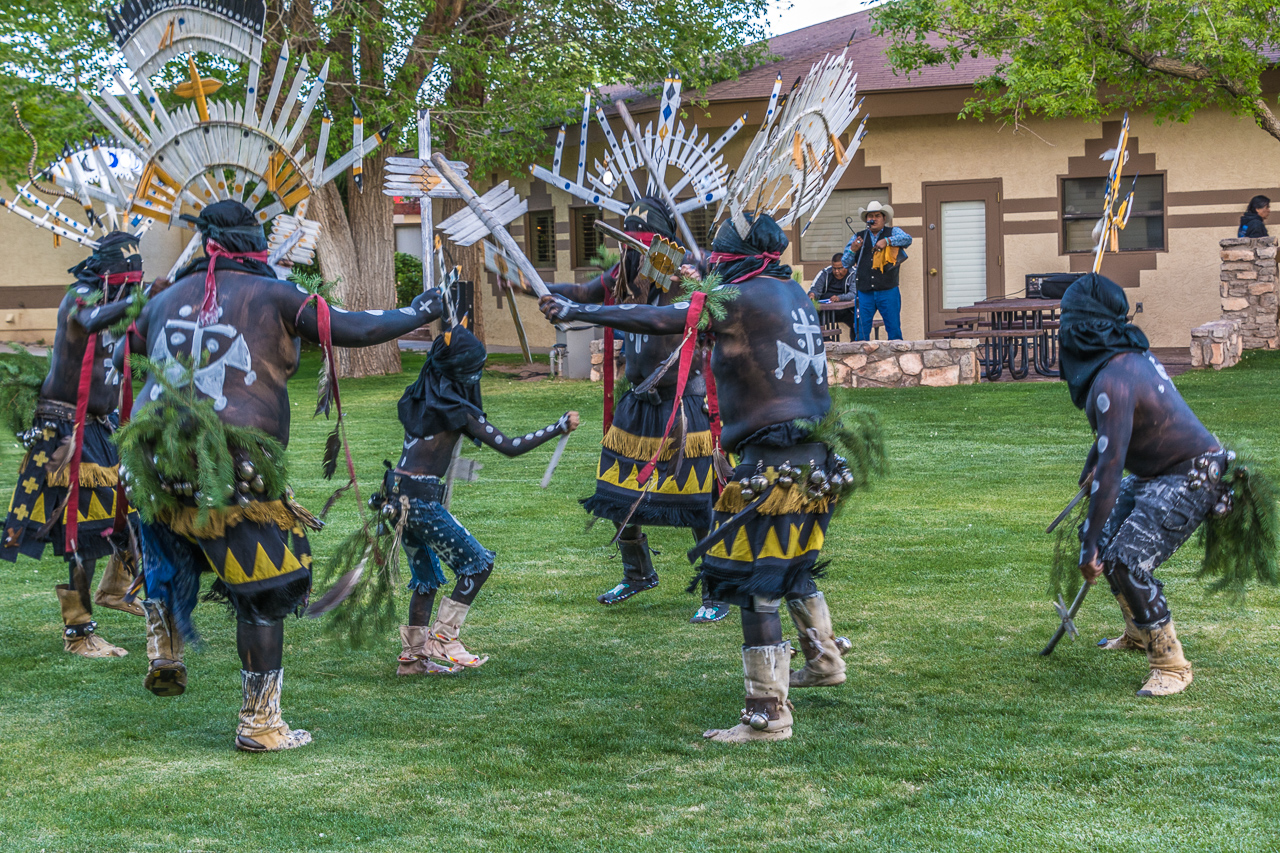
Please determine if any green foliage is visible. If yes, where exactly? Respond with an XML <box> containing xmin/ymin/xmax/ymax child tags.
<box><xmin>1049</xmin><ymin>495</ymin><xmax>1088</xmax><ymax>601</ymax></box>
<box><xmin>797</xmin><ymin>404</ymin><xmax>890</xmax><ymax>495</ymax></box>
<box><xmin>679</xmin><ymin>271</ymin><xmax>738</xmax><ymax>330</ymax></box>
<box><xmin>311</xmin><ymin>518</ymin><xmax>404</xmax><ymax>648</ymax></box>
<box><xmin>1198</xmin><ymin>454</ymin><xmax>1280</xmax><ymax>600</ymax></box>
<box><xmin>0</xmin><ymin>344</ymin><xmax>49</xmax><ymax>436</ymax></box>
<box><xmin>873</xmin><ymin>0</ymin><xmax>1280</xmax><ymax>141</ymax></box>
<box><xmin>393</xmin><ymin>252</ymin><xmax>423</xmax><ymax>308</ymax></box>
<box><xmin>3</xmin><ymin>0</ymin><xmax>773</xmax><ymax>187</ymax></box>
<box><xmin>114</xmin><ymin>356</ymin><xmax>286</xmax><ymax>525</ymax></box>
<box><xmin>288</xmin><ymin>268</ymin><xmax>344</xmax><ymax>307</ymax></box>
<box><xmin>590</xmin><ymin>246</ymin><xmax>620</xmax><ymax>272</ymax></box>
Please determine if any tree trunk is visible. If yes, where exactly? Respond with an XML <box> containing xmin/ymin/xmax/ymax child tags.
<box><xmin>313</xmin><ymin>150</ymin><xmax>403</xmax><ymax>378</ymax></box>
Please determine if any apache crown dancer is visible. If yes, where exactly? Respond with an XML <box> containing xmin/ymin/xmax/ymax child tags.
<box><xmin>1</xmin><ymin>231</ymin><xmax>146</xmax><ymax>658</ymax></box>
<box><xmin>380</xmin><ymin>324</ymin><xmax>579</xmax><ymax>675</ymax></box>
<box><xmin>113</xmin><ymin>200</ymin><xmax>442</xmax><ymax>751</ymax></box>
<box><xmin>543</xmin><ymin>212</ymin><xmax>882</xmax><ymax>742</ymax></box>
<box><xmin>1061</xmin><ymin>274</ymin><xmax>1244</xmax><ymax>697</ymax></box>
<box><xmin>518</xmin><ymin>197</ymin><xmax>724</xmax><ymax>621</ymax></box>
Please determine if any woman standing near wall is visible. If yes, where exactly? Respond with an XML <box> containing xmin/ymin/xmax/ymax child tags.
<box><xmin>1238</xmin><ymin>195</ymin><xmax>1270</xmax><ymax>238</ymax></box>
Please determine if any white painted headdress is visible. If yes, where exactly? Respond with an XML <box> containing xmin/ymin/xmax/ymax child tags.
<box><xmin>0</xmin><ymin>131</ymin><xmax>147</xmax><ymax>249</ymax></box>
<box><xmin>720</xmin><ymin>51</ymin><xmax>867</xmax><ymax>237</ymax></box>
<box><xmin>529</xmin><ymin>72</ymin><xmax>745</xmax><ymax>217</ymax></box>
<box><xmin>69</xmin><ymin>0</ymin><xmax>389</xmax><ymax>266</ymax></box>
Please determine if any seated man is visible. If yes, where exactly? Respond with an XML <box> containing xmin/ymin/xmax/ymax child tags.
<box><xmin>809</xmin><ymin>252</ymin><xmax>855</xmax><ymax>340</ymax></box>
<box><xmin>1062</xmin><ymin>274</ymin><xmax>1224</xmax><ymax>697</ymax></box>
<box><xmin>390</xmin><ymin>324</ymin><xmax>578</xmax><ymax>675</ymax></box>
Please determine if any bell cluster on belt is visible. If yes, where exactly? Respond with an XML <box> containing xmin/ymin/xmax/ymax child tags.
<box><xmin>1187</xmin><ymin>450</ymin><xmax>1236</xmax><ymax>518</ymax></box>
<box><xmin>737</xmin><ymin>454</ymin><xmax>860</xmax><ymax>503</ymax></box>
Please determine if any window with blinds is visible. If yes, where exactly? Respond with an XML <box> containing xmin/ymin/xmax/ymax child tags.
<box><xmin>940</xmin><ymin>200</ymin><xmax>988</xmax><ymax>309</ymax></box>
<box><xmin>1062</xmin><ymin>175</ymin><xmax>1164</xmax><ymax>252</ymax></box>
<box><xmin>800</xmin><ymin>188</ymin><xmax>889</xmax><ymax>261</ymax></box>
<box><xmin>573</xmin><ymin>208</ymin><xmax>602</xmax><ymax>268</ymax></box>
<box><xmin>684</xmin><ymin>206</ymin><xmax>715</xmax><ymax>249</ymax></box>
<box><xmin>528</xmin><ymin>210</ymin><xmax>555</xmax><ymax>267</ymax></box>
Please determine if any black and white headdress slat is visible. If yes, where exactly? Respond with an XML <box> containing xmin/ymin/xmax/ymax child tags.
<box><xmin>77</xmin><ymin>0</ymin><xmax>387</xmax><ymax>242</ymax></box>
<box><xmin>721</xmin><ymin>51</ymin><xmax>866</xmax><ymax>237</ymax></box>
<box><xmin>0</xmin><ymin>140</ymin><xmax>145</xmax><ymax>249</ymax></box>
<box><xmin>529</xmin><ymin>73</ymin><xmax>745</xmax><ymax>217</ymax></box>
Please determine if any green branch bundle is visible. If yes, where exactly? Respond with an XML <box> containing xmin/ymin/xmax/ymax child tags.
<box><xmin>0</xmin><ymin>344</ymin><xmax>49</xmax><ymax>436</ymax></box>
<box><xmin>114</xmin><ymin>355</ymin><xmax>286</xmax><ymax>526</ymax></box>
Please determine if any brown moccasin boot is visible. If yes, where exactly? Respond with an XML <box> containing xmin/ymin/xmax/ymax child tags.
<box><xmin>1136</xmin><ymin>620</ymin><xmax>1193</xmax><ymax>697</ymax></box>
<box><xmin>94</xmin><ymin>552</ymin><xmax>144</xmax><ymax>617</ymax></box>
<box><xmin>428</xmin><ymin>598</ymin><xmax>489</xmax><ymax>668</ymax></box>
<box><xmin>704</xmin><ymin>642</ymin><xmax>793</xmax><ymax>743</ymax></box>
<box><xmin>397</xmin><ymin>625</ymin><xmax>458</xmax><ymax>675</ymax></box>
<box><xmin>787</xmin><ymin>592</ymin><xmax>847</xmax><ymax>688</ymax></box>
<box><xmin>1097</xmin><ymin>594</ymin><xmax>1146</xmax><ymax>652</ymax></box>
<box><xmin>56</xmin><ymin>584</ymin><xmax>127</xmax><ymax>658</ymax></box>
<box><xmin>235</xmin><ymin>669</ymin><xmax>312</xmax><ymax>752</ymax></box>
<box><xmin>143</xmin><ymin>599</ymin><xmax>187</xmax><ymax>696</ymax></box>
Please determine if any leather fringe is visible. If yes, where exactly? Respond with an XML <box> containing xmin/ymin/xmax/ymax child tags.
<box><xmin>157</xmin><ymin>500</ymin><xmax>298</xmax><ymax>540</ymax></box>
<box><xmin>602</xmin><ymin>426</ymin><xmax>714</xmax><ymax>462</ymax></box>
<box><xmin>714</xmin><ymin>478</ymin><xmax>831</xmax><ymax>517</ymax></box>
<box><xmin>44</xmin><ymin>462</ymin><xmax>119</xmax><ymax>489</ymax></box>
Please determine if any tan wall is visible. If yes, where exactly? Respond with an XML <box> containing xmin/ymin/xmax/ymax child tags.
<box><xmin>0</xmin><ymin>181</ymin><xmax>188</xmax><ymax>342</ymax></box>
<box><xmin>840</xmin><ymin>110</ymin><xmax>1280</xmax><ymax>346</ymax></box>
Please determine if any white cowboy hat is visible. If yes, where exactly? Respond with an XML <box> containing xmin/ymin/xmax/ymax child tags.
<box><xmin>857</xmin><ymin>200</ymin><xmax>894</xmax><ymax>225</ymax></box>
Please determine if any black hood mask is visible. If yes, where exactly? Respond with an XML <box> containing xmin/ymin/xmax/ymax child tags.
<box><xmin>1059</xmin><ymin>273</ymin><xmax>1150</xmax><ymax>409</ymax></box>
<box><xmin>709</xmin><ymin>212</ymin><xmax>793</xmax><ymax>284</ymax></box>
<box><xmin>176</xmin><ymin>200</ymin><xmax>275</xmax><ymax>282</ymax></box>
<box><xmin>614</xmin><ymin>196</ymin><xmax>678</xmax><ymax>302</ymax></box>
<box><xmin>398</xmin><ymin>325</ymin><xmax>488</xmax><ymax>438</ymax></box>
<box><xmin>68</xmin><ymin>230</ymin><xmax>142</xmax><ymax>295</ymax></box>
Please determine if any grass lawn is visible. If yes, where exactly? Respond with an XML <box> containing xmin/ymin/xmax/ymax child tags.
<box><xmin>2</xmin><ymin>348</ymin><xmax>1279</xmax><ymax>852</ymax></box>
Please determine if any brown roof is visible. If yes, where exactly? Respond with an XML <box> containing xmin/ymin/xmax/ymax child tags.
<box><xmin>604</xmin><ymin>8</ymin><xmax>999</xmax><ymax>109</ymax></box>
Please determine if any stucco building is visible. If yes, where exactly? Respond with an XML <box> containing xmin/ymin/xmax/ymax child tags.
<box><xmin>6</xmin><ymin>9</ymin><xmax>1278</xmax><ymax>352</ymax></box>
<box><xmin>395</xmin><ymin>8</ymin><xmax>1280</xmax><ymax>352</ymax></box>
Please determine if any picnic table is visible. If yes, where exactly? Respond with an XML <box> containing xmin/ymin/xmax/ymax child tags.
<box><xmin>814</xmin><ymin>299</ymin><xmax>883</xmax><ymax>342</ymax></box>
<box><xmin>950</xmin><ymin>297</ymin><xmax>1061</xmax><ymax>381</ymax></box>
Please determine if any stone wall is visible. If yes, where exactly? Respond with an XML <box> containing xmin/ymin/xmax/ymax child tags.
<box><xmin>588</xmin><ymin>338</ymin><xmax>623</xmax><ymax>382</ymax></box>
<box><xmin>1218</xmin><ymin>236</ymin><xmax>1278</xmax><ymax>349</ymax></box>
<box><xmin>590</xmin><ymin>338</ymin><xmax>980</xmax><ymax>388</ymax></box>
<box><xmin>1190</xmin><ymin>319</ymin><xmax>1242</xmax><ymax>370</ymax></box>
<box><xmin>825</xmin><ymin>339</ymin><xmax>980</xmax><ymax>388</ymax></box>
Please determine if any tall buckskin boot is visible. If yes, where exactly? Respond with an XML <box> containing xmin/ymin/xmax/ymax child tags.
<box><xmin>143</xmin><ymin>599</ymin><xmax>187</xmax><ymax>696</ymax></box>
<box><xmin>704</xmin><ymin>642</ymin><xmax>794</xmax><ymax>743</ymax></box>
<box><xmin>94</xmin><ymin>553</ymin><xmax>144</xmax><ymax>617</ymax></box>
<box><xmin>397</xmin><ymin>625</ymin><xmax>458</xmax><ymax>675</ymax></box>
<box><xmin>56</xmin><ymin>584</ymin><xmax>127</xmax><ymax>658</ymax></box>
<box><xmin>597</xmin><ymin>531</ymin><xmax>659</xmax><ymax>605</ymax></box>
<box><xmin>1097</xmin><ymin>593</ymin><xmax>1146</xmax><ymax>652</ymax></box>
<box><xmin>787</xmin><ymin>592</ymin><xmax>849</xmax><ymax>688</ymax></box>
<box><xmin>1136</xmin><ymin>620</ymin><xmax>1193</xmax><ymax>697</ymax></box>
<box><xmin>235</xmin><ymin>669</ymin><xmax>312</xmax><ymax>752</ymax></box>
<box><xmin>427</xmin><ymin>598</ymin><xmax>489</xmax><ymax>668</ymax></box>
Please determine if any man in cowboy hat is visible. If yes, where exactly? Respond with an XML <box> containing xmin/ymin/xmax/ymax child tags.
<box><xmin>842</xmin><ymin>200</ymin><xmax>912</xmax><ymax>341</ymax></box>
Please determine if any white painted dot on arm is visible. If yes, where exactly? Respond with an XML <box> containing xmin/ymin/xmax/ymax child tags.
<box><xmin>1091</xmin><ymin>480</ymin><xmax>1099</xmax><ymax>494</ymax></box>
<box><xmin>495</xmin><ymin>435</ymin><xmax>503</xmax><ymax>444</ymax></box>
<box><xmin>513</xmin><ymin>438</ymin><xmax>522</xmax><ymax>447</ymax></box>
<box><xmin>1158</xmin><ymin>384</ymin><xmax>1165</xmax><ymax>393</ymax></box>
<box><xmin>485</xmin><ymin>425</ymin><xmax>494</xmax><ymax>434</ymax></box>
<box><xmin>1096</xmin><ymin>392</ymin><xmax>1110</xmax><ymax>413</ymax></box>
<box><xmin>1098</xmin><ymin>435</ymin><xmax>1109</xmax><ymax>453</ymax></box>
<box><xmin>1083</xmin><ymin>519</ymin><xmax>1090</xmax><ymax>532</ymax></box>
